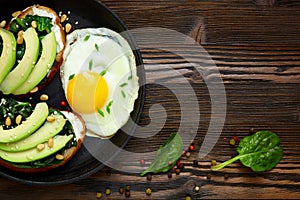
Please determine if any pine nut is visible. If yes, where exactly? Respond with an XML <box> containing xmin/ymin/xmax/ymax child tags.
<box><xmin>30</xmin><ymin>87</ymin><xmax>38</xmax><ymax>93</ymax></box>
<box><xmin>5</xmin><ymin>117</ymin><xmax>11</xmax><ymax>126</ymax></box>
<box><xmin>60</xmin><ymin>14</ymin><xmax>67</xmax><ymax>23</ymax></box>
<box><xmin>48</xmin><ymin>138</ymin><xmax>54</xmax><ymax>148</ymax></box>
<box><xmin>31</xmin><ymin>21</ymin><xmax>37</xmax><ymax>28</ymax></box>
<box><xmin>40</xmin><ymin>94</ymin><xmax>49</xmax><ymax>101</ymax></box>
<box><xmin>56</xmin><ymin>154</ymin><xmax>64</xmax><ymax>160</ymax></box>
<box><xmin>37</xmin><ymin>143</ymin><xmax>45</xmax><ymax>151</ymax></box>
<box><xmin>0</xmin><ymin>20</ymin><xmax>6</xmax><ymax>28</ymax></box>
<box><xmin>16</xmin><ymin>31</ymin><xmax>24</xmax><ymax>44</ymax></box>
<box><xmin>15</xmin><ymin>115</ymin><xmax>22</xmax><ymax>125</ymax></box>
<box><xmin>12</xmin><ymin>11</ymin><xmax>21</xmax><ymax>18</ymax></box>
<box><xmin>65</xmin><ymin>23</ymin><xmax>72</xmax><ymax>33</ymax></box>
<box><xmin>47</xmin><ymin>116</ymin><xmax>55</xmax><ymax>122</ymax></box>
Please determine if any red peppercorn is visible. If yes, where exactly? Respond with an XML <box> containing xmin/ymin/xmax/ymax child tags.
<box><xmin>140</xmin><ymin>159</ymin><xmax>145</xmax><ymax>165</ymax></box>
<box><xmin>176</xmin><ymin>160</ymin><xmax>181</xmax><ymax>167</ymax></box>
<box><xmin>233</xmin><ymin>136</ymin><xmax>239</xmax><ymax>142</ymax></box>
<box><xmin>189</xmin><ymin>144</ymin><xmax>195</xmax><ymax>151</ymax></box>
<box><xmin>60</xmin><ymin>100</ymin><xmax>67</xmax><ymax>107</ymax></box>
<box><xmin>182</xmin><ymin>150</ymin><xmax>186</xmax><ymax>156</ymax></box>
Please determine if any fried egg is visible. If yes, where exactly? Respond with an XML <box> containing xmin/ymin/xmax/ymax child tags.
<box><xmin>61</xmin><ymin>28</ymin><xmax>139</xmax><ymax>138</ymax></box>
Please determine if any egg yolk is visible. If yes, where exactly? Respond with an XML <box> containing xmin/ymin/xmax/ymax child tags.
<box><xmin>67</xmin><ymin>71</ymin><xmax>108</xmax><ymax>114</ymax></box>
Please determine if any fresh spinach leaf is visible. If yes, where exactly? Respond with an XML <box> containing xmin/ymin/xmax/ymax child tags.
<box><xmin>140</xmin><ymin>132</ymin><xmax>183</xmax><ymax>176</ymax></box>
<box><xmin>212</xmin><ymin>131</ymin><xmax>283</xmax><ymax>172</ymax></box>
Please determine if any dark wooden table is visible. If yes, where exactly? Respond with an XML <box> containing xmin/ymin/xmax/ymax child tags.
<box><xmin>1</xmin><ymin>0</ymin><xmax>300</xmax><ymax>199</ymax></box>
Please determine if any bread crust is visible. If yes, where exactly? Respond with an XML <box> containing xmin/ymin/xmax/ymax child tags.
<box><xmin>6</xmin><ymin>5</ymin><xmax>66</xmax><ymax>97</ymax></box>
<box><xmin>0</xmin><ymin>111</ymin><xmax>86</xmax><ymax>173</ymax></box>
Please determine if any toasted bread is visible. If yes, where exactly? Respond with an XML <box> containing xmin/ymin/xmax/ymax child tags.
<box><xmin>0</xmin><ymin>111</ymin><xmax>85</xmax><ymax>173</ymax></box>
<box><xmin>6</xmin><ymin>5</ymin><xmax>66</xmax><ymax>96</ymax></box>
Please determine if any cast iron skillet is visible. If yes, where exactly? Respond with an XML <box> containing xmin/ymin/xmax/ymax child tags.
<box><xmin>0</xmin><ymin>0</ymin><xmax>145</xmax><ymax>185</ymax></box>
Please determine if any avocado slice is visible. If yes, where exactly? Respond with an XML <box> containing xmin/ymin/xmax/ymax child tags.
<box><xmin>0</xmin><ymin>28</ymin><xmax>16</xmax><ymax>84</ymax></box>
<box><xmin>0</xmin><ymin>135</ymin><xmax>73</xmax><ymax>163</ymax></box>
<box><xmin>0</xmin><ymin>27</ymin><xmax>39</xmax><ymax>94</ymax></box>
<box><xmin>13</xmin><ymin>31</ymin><xmax>57</xmax><ymax>95</ymax></box>
<box><xmin>0</xmin><ymin>102</ymin><xmax>49</xmax><ymax>143</ymax></box>
<box><xmin>0</xmin><ymin>114</ymin><xmax>66</xmax><ymax>152</ymax></box>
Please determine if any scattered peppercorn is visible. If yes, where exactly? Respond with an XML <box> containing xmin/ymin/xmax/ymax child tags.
<box><xmin>119</xmin><ymin>187</ymin><xmax>124</xmax><ymax>194</ymax></box>
<box><xmin>125</xmin><ymin>185</ymin><xmax>131</xmax><ymax>191</ymax></box>
<box><xmin>185</xmin><ymin>152</ymin><xmax>191</xmax><ymax>158</ymax></box>
<box><xmin>185</xmin><ymin>195</ymin><xmax>192</xmax><ymax>200</ymax></box>
<box><xmin>96</xmin><ymin>192</ymin><xmax>103</xmax><ymax>199</ymax></box>
<box><xmin>140</xmin><ymin>159</ymin><xmax>145</xmax><ymax>165</ymax></box>
<box><xmin>206</xmin><ymin>173</ymin><xmax>211</xmax><ymax>180</ymax></box>
<box><xmin>146</xmin><ymin>173</ymin><xmax>152</xmax><ymax>181</ymax></box>
<box><xmin>60</xmin><ymin>100</ymin><xmax>67</xmax><ymax>107</ymax></box>
<box><xmin>178</xmin><ymin>163</ymin><xmax>185</xmax><ymax>169</ymax></box>
<box><xmin>229</xmin><ymin>138</ymin><xmax>236</xmax><ymax>146</ymax></box>
<box><xmin>145</xmin><ymin>188</ymin><xmax>152</xmax><ymax>196</ymax></box>
<box><xmin>211</xmin><ymin>160</ymin><xmax>217</xmax><ymax>166</ymax></box>
<box><xmin>125</xmin><ymin>191</ymin><xmax>130</xmax><ymax>197</ymax></box>
<box><xmin>224</xmin><ymin>173</ymin><xmax>229</xmax><ymax>179</ymax></box>
<box><xmin>250</xmin><ymin>127</ymin><xmax>255</xmax><ymax>133</ymax></box>
<box><xmin>167</xmin><ymin>172</ymin><xmax>172</xmax><ymax>178</ymax></box>
<box><xmin>105</xmin><ymin>188</ymin><xmax>111</xmax><ymax>195</ymax></box>
<box><xmin>192</xmin><ymin>160</ymin><xmax>199</xmax><ymax>167</ymax></box>
<box><xmin>175</xmin><ymin>168</ymin><xmax>181</xmax><ymax>175</ymax></box>
<box><xmin>176</xmin><ymin>160</ymin><xmax>181</xmax><ymax>167</ymax></box>
<box><xmin>182</xmin><ymin>150</ymin><xmax>186</xmax><ymax>156</ymax></box>
<box><xmin>233</xmin><ymin>136</ymin><xmax>239</xmax><ymax>143</ymax></box>
<box><xmin>189</xmin><ymin>144</ymin><xmax>195</xmax><ymax>151</ymax></box>
<box><xmin>194</xmin><ymin>185</ymin><xmax>200</xmax><ymax>192</ymax></box>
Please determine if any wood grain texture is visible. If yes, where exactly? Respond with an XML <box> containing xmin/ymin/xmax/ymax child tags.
<box><xmin>1</xmin><ymin>0</ymin><xmax>300</xmax><ymax>199</ymax></box>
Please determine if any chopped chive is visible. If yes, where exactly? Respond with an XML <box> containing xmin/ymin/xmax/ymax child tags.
<box><xmin>128</xmin><ymin>76</ymin><xmax>132</xmax><ymax>80</ymax></box>
<box><xmin>89</xmin><ymin>59</ymin><xmax>93</xmax><ymax>70</ymax></box>
<box><xmin>84</xmin><ymin>35</ymin><xmax>90</xmax><ymax>41</ymax></box>
<box><xmin>69</xmin><ymin>74</ymin><xmax>75</xmax><ymax>80</ymax></box>
<box><xmin>120</xmin><ymin>83</ymin><xmax>128</xmax><ymax>87</ymax></box>
<box><xmin>95</xmin><ymin>43</ymin><xmax>99</xmax><ymax>51</ymax></box>
<box><xmin>100</xmin><ymin>70</ymin><xmax>107</xmax><ymax>76</ymax></box>
<box><xmin>106</xmin><ymin>100</ymin><xmax>113</xmax><ymax>114</ymax></box>
<box><xmin>121</xmin><ymin>90</ymin><xmax>126</xmax><ymax>98</ymax></box>
<box><xmin>97</xmin><ymin>109</ymin><xmax>105</xmax><ymax>117</ymax></box>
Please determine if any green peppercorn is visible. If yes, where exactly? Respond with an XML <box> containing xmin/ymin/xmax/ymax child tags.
<box><xmin>185</xmin><ymin>195</ymin><xmax>192</xmax><ymax>200</ymax></box>
<box><xmin>145</xmin><ymin>188</ymin><xmax>152</xmax><ymax>195</ymax></box>
<box><xmin>211</xmin><ymin>159</ymin><xmax>217</xmax><ymax>166</ymax></box>
<box><xmin>96</xmin><ymin>192</ymin><xmax>103</xmax><ymax>199</ymax></box>
<box><xmin>229</xmin><ymin>138</ymin><xmax>235</xmax><ymax>146</ymax></box>
<box><xmin>105</xmin><ymin>188</ymin><xmax>111</xmax><ymax>195</ymax></box>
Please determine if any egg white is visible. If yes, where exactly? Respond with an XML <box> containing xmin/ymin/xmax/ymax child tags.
<box><xmin>61</xmin><ymin>28</ymin><xmax>139</xmax><ymax>138</ymax></box>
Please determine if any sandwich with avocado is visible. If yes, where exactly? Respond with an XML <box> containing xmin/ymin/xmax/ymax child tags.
<box><xmin>0</xmin><ymin>5</ymin><xmax>66</xmax><ymax>95</ymax></box>
<box><xmin>0</xmin><ymin>97</ymin><xmax>85</xmax><ymax>172</ymax></box>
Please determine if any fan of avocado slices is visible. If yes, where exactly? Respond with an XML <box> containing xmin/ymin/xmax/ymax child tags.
<box><xmin>0</xmin><ymin>97</ymin><xmax>78</xmax><ymax>169</ymax></box>
<box><xmin>0</xmin><ymin>15</ymin><xmax>57</xmax><ymax>95</ymax></box>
